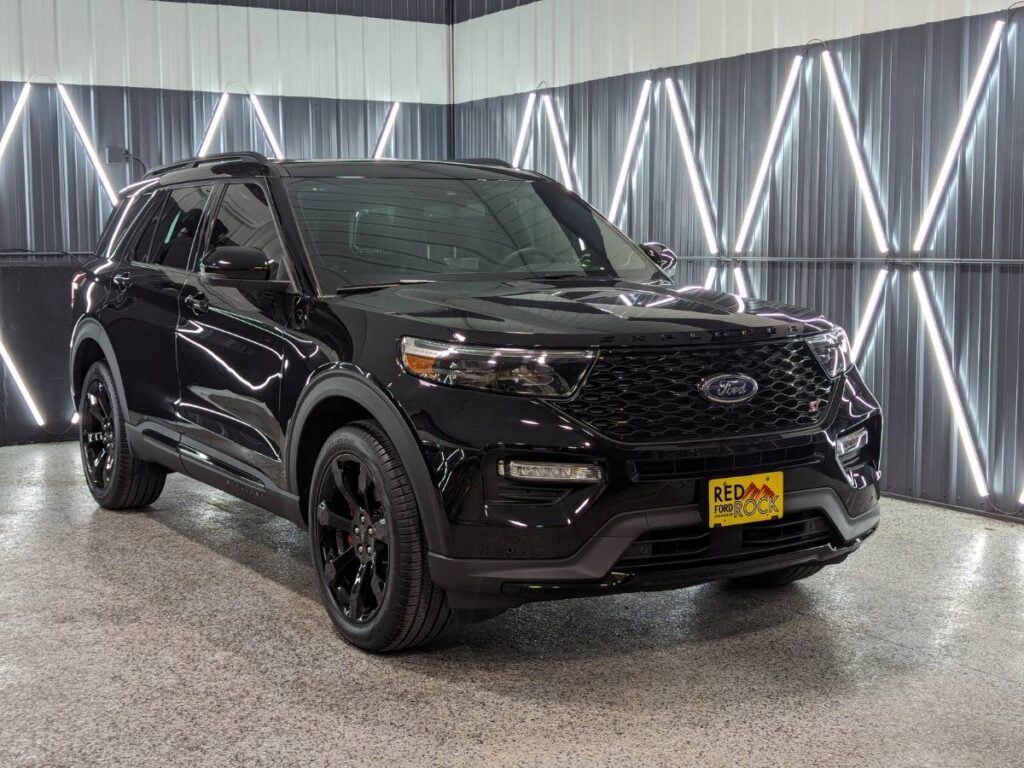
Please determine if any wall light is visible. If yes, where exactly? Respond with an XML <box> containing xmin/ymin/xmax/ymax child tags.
<box><xmin>911</xmin><ymin>270</ymin><xmax>989</xmax><ymax>498</ymax></box>
<box><xmin>0</xmin><ymin>336</ymin><xmax>45</xmax><ymax>427</ymax></box>
<box><xmin>820</xmin><ymin>51</ymin><xmax>889</xmax><ymax>254</ymax></box>
<box><xmin>607</xmin><ymin>79</ymin><xmax>653</xmax><ymax>224</ymax></box>
<box><xmin>249</xmin><ymin>94</ymin><xmax>284</xmax><ymax>160</ymax></box>
<box><xmin>372</xmin><ymin>102</ymin><xmax>401</xmax><ymax>159</ymax></box>
<box><xmin>197</xmin><ymin>92</ymin><xmax>230</xmax><ymax>157</ymax></box>
<box><xmin>1018</xmin><ymin>486</ymin><xmax>1024</xmax><ymax>507</ymax></box>
<box><xmin>913</xmin><ymin>20</ymin><xmax>1005</xmax><ymax>252</ymax></box>
<box><xmin>734</xmin><ymin>56</ymin><xmax>803</xmax><ymax>253</ymax></box>
<box><xmin>511</xmin><ymin>92</ymin><xmax>537</xmax><ymax>167</ymax></box>
<box><xmin>704</xmin><ymin>266</ymin><xmax>719</xmax><ymax>290</ymax></box>
<box><xmin>57</xmin><ymin>84</ymin><xmax>119</xmax><ymax>206</ymax></box>
<box><xmin>850</xmin><ymin>268</ymin><xmax>891</xmax><ymax>362</ymax></box>
<box><xmin>0</xmin><ymin>83</ymin><xmax>32</xmax><ymax>166</ymax></box>
<box><xmin>732</xmin><ymin>265</ymin><xmax>750</xmax><ymax>298</ymax></box>
<box><xmin>541</xmin><ymin>95</ymin><xmax>575</xmax><ymax>192</ymax></box>
<box><xmin>664</xmin><ymin>78</ymin><xmax>719</xmax><ymax>254</ymax></box>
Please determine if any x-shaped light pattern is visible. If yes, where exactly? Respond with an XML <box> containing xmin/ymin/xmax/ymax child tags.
<box><xmin>510</xmin><ymin>92</ymin><xmax>576</xmax><ymax>191</ymax></box>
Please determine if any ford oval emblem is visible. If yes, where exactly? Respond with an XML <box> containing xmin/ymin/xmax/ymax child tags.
<box><xmin>699</xmin><ymin>374</ymin><xmax>759</xmax><ymax>404</ymax></box>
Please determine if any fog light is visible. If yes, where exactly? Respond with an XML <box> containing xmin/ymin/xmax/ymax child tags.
<box><xmin>498</xmin><ymin>460</ymin><xmax>603</xmax><ymax>484</ymax></box>
<box><xmin>836</xmin><ymin>428</ymin><xmax>869</xmax><ymax>457</ymax></box>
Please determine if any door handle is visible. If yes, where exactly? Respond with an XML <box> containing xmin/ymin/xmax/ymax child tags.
<box><xmin>184</xmin><ymin>292</ymin><xmax>209</xmax><ymax>315</ymax></box>
<box><xmin>112</xmin><ymin>271</ymin><xmax>132</xmax><ymax>290</ymax></box>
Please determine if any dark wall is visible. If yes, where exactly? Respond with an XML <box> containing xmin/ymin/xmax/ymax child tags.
<box><xmin>151</xmin><ymin>0</ymin><xmax>538</xmax><ymax>23</ymax></box>
<box><xmin>455</xmin><ymin>10</ymin><xmax>1024</xmax><ymax>517</ymax></box>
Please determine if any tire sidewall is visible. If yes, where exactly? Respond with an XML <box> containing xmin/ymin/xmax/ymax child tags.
<box><xmin>78</xmin><ymin>361</ymin><xmax>125</xmax><ymax>506</ymax></box>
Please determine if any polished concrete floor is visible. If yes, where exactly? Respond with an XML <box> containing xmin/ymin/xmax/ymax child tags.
<box><xmin>1</xmin><ymin>442</ymin><xmax>1023</xmax><ymax>767</ymax></box>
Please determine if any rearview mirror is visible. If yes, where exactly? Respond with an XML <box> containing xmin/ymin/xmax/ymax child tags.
<box><xmin>202</xmin><ymin>246</ymin><xmax>275</xmax><ymax>280</ymax></box>
<box><xmin>641</xmin><ymin>242</ymin><xmax>678</xmax><ymax>272</ymax></box>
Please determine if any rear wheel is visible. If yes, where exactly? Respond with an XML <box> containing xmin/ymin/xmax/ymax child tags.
<box><xmin>728</xmin><ymin>562</ymin><xmax>825</xmax><ymax>588</ymax></box>
<box><xmin>308</xmin><ymin>421</ymin><xmax>451</xmax><ymax>652</ymax></box>
<box><xmin>78</xmin><ymin>361</ymin><xmax>166</xmax><ymax>509</ymax></box>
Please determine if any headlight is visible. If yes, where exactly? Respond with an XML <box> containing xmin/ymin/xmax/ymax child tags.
<box><xmin>400</xmin><ymin>337</ymin><xmax>595</xmax><ymax>397</ymax></box>
<box><xmin>806</xmin><ymin>328</ymin><xmax>852</xmax><ymax>378</ymax></box>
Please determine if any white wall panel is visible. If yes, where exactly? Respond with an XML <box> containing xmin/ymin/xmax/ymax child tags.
<box><xmin>453</xmin><ymin>0</ymin><xmax>1009</xmax><ymax>102</ymax></box>
<box><xmin>0</xmin><ymin>0</ymin><xmax>450</xmax><ymax>103</ymax></box>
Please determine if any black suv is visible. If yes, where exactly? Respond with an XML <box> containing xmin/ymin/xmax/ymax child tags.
<box><xmin>70</xmin><ymin>153</ymin><xmax>881</xmax><ymax>652</ymax></box>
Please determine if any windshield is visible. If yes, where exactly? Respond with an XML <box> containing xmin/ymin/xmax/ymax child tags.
<box><xmin>284</xmin><ymin>177</ymin><xmax>661</xmax><ymax>292</ymax></box>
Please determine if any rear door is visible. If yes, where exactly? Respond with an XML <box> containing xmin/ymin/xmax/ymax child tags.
<box><xmin>175</xmin><ymin>181</ymin><xmax>296</xmax><ymax>503</ymax></box>
<box><xmin>99</xmin><ymin>184</ymin><xmax>215</xmax><ymax>436</ymax></box>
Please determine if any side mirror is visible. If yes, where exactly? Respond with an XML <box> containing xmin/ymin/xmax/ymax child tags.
<box><xmin>642</xmin><ymin>242</ymin><xmax>678</xmax><ymax>272</ymax></box>
<box><xmin>202</xmin><ymin>246</ymin><xmax>275</xmax><ymax>281</ymax></box>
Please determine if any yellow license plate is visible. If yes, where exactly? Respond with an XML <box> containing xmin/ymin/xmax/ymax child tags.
<box><xmin>708</xmin><ymin>471</ymin><xmax>784</xmax><ymax>528</ymax></box>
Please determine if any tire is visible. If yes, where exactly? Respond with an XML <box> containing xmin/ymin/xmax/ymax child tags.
<box><xmin>78</xmin><ymin>361</ymin><xmax>166</xmax><ymax>510</ymax></box>
<box><xmin>308</xmin><ymin>420</ymin><xmax>451</xmax><ymax>652</ymax></box>
<box><xmin>728</xmin><ymin>562</ymin><xmax>826</xmax><ymax>588</ymax></box>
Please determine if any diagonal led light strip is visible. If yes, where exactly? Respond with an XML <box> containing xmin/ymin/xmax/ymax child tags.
<box><xmin>913</xmin><ymin>20</ymin><xmax>1005</xmax><ymax>252</ymax></box>
<box><xmin>57</xmin><ymin>84</ymin><xmax>119</xmax><ymax>206</ymax></box>
<box><xmin>0</xmin><ymin>335</ymin><xmax>45</xmax><ymax>427</ymax></box>
<box><xmin>703</xmin><ymin>266</ymin><xmax>719</xmax><ymax>290</ymax></box>
<box><xmin>1018</xmin><ymin>486</ymin><xmax>1024</xmax><ymax>507</ymax></box>
<box><xmin>249</xmin><ymin>94</ymin><xmax>285</xmax><ymax>160</ymax></box>
<box><xmin>541</xmin><ymin>94</ymin><xmax>575</xmax><ymax>192</ymax></box>
<box><xmin>607</xmin><ymin>79</ymin><xmax>653</xmax><ymax>224</ymax></box>
<box><xmin>372</xmin><ymin>102</ymin><xmax>401</xmax><ymax>159</ymax></box>
<box><xmin>0</xmin><ymin>83</ymin><xmax>32</xmax><ymax>166</ymax></box>
<box><xmin>851</xmin><ymin>268</ymin><xmax>891</xmax><ymax>362</ymax></box>
<box><xmin>911</xmin><ymin>270</ymin><xmax>989</xmax><ymax>498</ymax></box>
<box><xmin>511</xmin><ymin>92</ymin><xmax>538</xmax><ymax>167</ymax></box>
<box><xmin>732</xmin><ymin>265</ymin><xmax>750</xmax><ymax>298</ymax></box>
<box><xmin>734</xmin><ymin>56</ymin><xmax>803</xmax><ymax>253</ymax></box>
<box><xmin>664</xmin><ymin>77</ymin><xmax>720</xmax><ymax>255</ymax></box>
<box><xmin>821</xmin><ymin>51</ymin><xmax>889</xmax><ymax>254</ymax></box>
<box><xmin>197</xmin><ymin>92</ymin><xmax>230</xmax><ymax>157</ymax></box>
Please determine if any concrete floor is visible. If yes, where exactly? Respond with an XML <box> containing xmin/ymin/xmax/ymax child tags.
<box><xmin>1</xmin><ymin>443</ymin><xmax>1023</xmax><ymax>767</ymax></box>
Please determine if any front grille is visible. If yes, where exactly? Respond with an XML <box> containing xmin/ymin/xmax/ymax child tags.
<box><xmin>563</xmin><ymin>339</ymin><xmax>835</xmax><ymax>444</ymax></box>
<box><xmin>614</xmin><ymin>510</ymin><xmax>837</xmax><ymax>573</ymax></box>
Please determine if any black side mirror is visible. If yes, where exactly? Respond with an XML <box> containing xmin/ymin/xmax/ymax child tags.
<box><xmin>641</xmin><ymin>242</ymin><xmax>678</xmax><ymax>272</ymax></box>
<box><xmin>202</xmin><ymin>246</ymin><xmax>275</xmax><ymax>280</ymax></box>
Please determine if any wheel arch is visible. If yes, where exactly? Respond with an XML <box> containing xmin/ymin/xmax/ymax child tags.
<box><xmin>287</xmin><ymin>367</ymin><xmax>450</xmax><ymax>555</ymax></box>
<box><xmin>70</xmin><ymin>318</ymin><xmax>127</xmax><ymax>410</ymax></box>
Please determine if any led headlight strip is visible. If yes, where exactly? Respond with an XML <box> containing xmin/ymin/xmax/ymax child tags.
<box><xmin>913</xmin><ymin>20</ymin><xmax>1005</xmax><ymax>252</ymax></box>
<box><xmin>57</xmin><ymin>84</ymin><xmax>119</xmax><ymax>206</ymax></box>
<box><xmin>911</xmin><ymin>270</ymin><xmax>989</xmax><ymax>498</ymax></box>
<box><xmin>373</xmin><ymin>102</ymin><xmax>402</xmax><ymax>159</ymax></box>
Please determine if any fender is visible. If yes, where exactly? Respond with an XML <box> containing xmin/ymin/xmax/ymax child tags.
<box><xmin>69</xmin><ymin>316</ymin><xmax>128</xmax><ymax>410</ymax></box>
<box><xmin>285</xmin><ymin>365</ymin><xmax>451</xmax><ymax>556</ymax></box>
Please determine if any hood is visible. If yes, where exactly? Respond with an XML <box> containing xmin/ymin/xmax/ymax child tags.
<box><xmin>330</xmin><ymin>277</ymin><xmax>835</xmax><ymax>347</ymax></box>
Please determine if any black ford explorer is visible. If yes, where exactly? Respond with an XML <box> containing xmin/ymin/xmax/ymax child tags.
<box><xmin>69</xmin><ymin>154</ymin><xmax>881</xmax><ymax>652</ymax></box>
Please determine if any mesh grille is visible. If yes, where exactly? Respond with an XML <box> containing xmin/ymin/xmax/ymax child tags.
<box><xmin>563</xmin><ymin>339</ymin><xmax>835</xmax><ymax>444</ymax></box>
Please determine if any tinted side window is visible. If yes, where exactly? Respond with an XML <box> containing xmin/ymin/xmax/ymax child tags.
<box><xmin>128</xmin><ymin>191</ymin><xmax>167</xmax><ymax>264</ymax></box>
<box><xmin>148</xmin><ymin>186</ymin><xmax>214</xmax><ymax>269</ymax></box>
<box><xmin>205</xmin><ymin>183</ymin><xmax>287</xmax><ymax>279</ymax></box>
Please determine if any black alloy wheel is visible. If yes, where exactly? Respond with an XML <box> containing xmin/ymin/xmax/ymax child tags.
<box><xmin>81</xmin><ymin>377</ymin><xmax>116</xmax><ymax>492</ymax></box>
<box><xmin>313</xmin><ymin>453</ymin><xmax>391</xmax><ymax>623</ymax></box>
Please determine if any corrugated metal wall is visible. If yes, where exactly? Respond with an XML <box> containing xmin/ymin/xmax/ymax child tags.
<box><xmin>455</xmin><ymin>10</ymin><xmax>1024</xmax><ymax>518</ymax></box>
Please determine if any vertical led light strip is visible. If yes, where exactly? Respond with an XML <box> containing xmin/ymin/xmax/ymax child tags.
<box><xmin>57</xmin><ymin>84</ymin><xmax>119</xmax><ymax>206</ymax></box>
<box><xmin>732</xmin><ymin>266</ymin><xmax>750</xmax><ymax>298</ymax></box>
<box><xmin>703</xmin><ymin>266</ymin><xmax>719</xmax><ymax>290</ymax></box>
<box><xmin>0</xmin><ymin>83</ymin><xmax>32</xmax><ymax>165</ymax></box>
<box><xmin>913</xmin><ymin>20</ymin><xmax>1006</xmax><ymax>252</ymax></box>
<box><xmin>820</xmin><ymin>51</ymin><xmax>889</xmax><ymax>254</ymax></box>
<box><xmin>0</xmin><ymin>337</ymin><xmax>45</xmax><ymax>427</ymax></box>
<box><xmin>372</xmin><ymin>102</ymin><xmax>401</xmax><ymax>159</ymax></box>
<box><xmin>911</xmin><ymin>270</ymin><xmax>989</xmax><ymax>498</ymax></box>
<box><xmin>734</xmin><ymin>56</ymin><xmax>803</xmax><ymax>253</ymax></box>
<box><xmin>664</xmin><ymin>78</ymin><xmax>719</xmax><ymax>254</ymax></box>
<box><xmin>197</xmin><ymin>93</ymin><xmax>230</xmax><ymax>157</ymax></box>
<box><xmin>511</xmin><ymin>92</ymin><xmax>537</xmax><ymax>167</ymax></box>
<box><xmin>607</xmin><ymin>79</ymin><xmax>653</xmax><ymax>224</ymax></box>
<box><xmin>850</xmin><ymin>268</ymin><xmax>891</xmax><ymax>362</ymax></box>
<box><xmin>249</xmin><ymin>94</ymin><xmax>285</xmax><ymax>160</ymax></box>
<box><xmin>541</xmin><ymin>95</ymin><xmax>575</xmax><ymax>192</ymax></box>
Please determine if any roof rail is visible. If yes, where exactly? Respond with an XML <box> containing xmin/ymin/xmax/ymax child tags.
<box><xmin>145</xmin><ymin>152</ymin><xmax>271</xmax><ymax>179</ymax></box>
<box><xmin>454</xmin><ymin>157</ymin><xmax>515</xmax><ymax>169</ymax></box>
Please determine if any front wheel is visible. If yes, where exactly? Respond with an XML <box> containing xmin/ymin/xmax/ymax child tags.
<box><xmin>308</xmin><ymin>421</ymin><xmax>451</xmax><ymax>652</ymax></box>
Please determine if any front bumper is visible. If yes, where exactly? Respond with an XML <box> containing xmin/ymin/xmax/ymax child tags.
<box><xmin>429</xmin><ymin>487</ymin><xmax>880</xmax><ymax>609</ymax></box>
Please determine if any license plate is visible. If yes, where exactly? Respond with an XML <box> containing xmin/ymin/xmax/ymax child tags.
<box><xmin>708</xmin><ymin>471</ymin><xmax>784</xmax><ymax>528</ymax></box>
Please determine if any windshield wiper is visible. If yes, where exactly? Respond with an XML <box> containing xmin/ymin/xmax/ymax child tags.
<box><xmin>335</xmin><ymin>279</ymin><xmax>435</xmax><ymax>296</ymax></box>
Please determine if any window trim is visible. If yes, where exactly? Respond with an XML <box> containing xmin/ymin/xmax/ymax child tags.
<box><xmin>127</xmin><ymin>182</ymin><xmax>218</xmax><ymax>272</ymax></box>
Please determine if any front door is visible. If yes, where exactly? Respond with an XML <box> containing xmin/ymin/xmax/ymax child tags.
<box><xmin>174</xmin><ymin>181</ymin><xmax>297</xmax><ymax>505</ymax></box>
